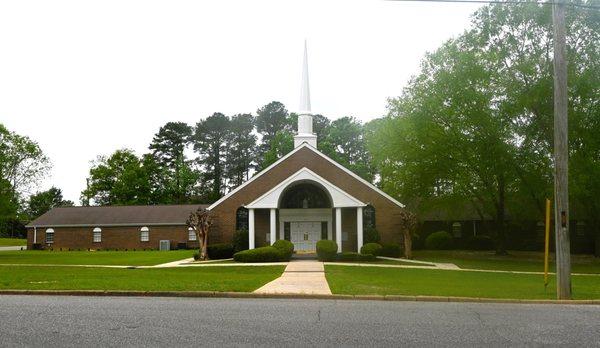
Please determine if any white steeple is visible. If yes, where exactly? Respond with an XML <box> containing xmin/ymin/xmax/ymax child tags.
<box><xmin>294</xmin><ymin>40</ymin><xmax>317</xmax><ymax>148</ymax></box>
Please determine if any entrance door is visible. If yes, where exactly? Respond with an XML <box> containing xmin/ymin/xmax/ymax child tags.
<box><xmin>290</xmin><ymin>221</ymin><xmax>321</xmax><ymax>252</ymax></box>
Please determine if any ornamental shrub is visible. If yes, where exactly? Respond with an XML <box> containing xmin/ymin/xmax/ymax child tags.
<box><xmin>233</xmin><ymin>229</ymin><xmax>249</xmax><ymax>252</ymax></box>
<box><xmin>316</xmin><ymin>240</ymin><xmax>338</xmax><ymax>261</ymax></box>
<box><xmin>207</xmin><ymin>243</ymin><xmax>234</xmax><ymax>259</ymax></box>
<box><xmin>272</xmin><ymin>239</ymin><xmax>294</xmax><ymax>261</ymax></box>
<box><xmin>233</xmin><ymin>246</ymin><xmax>285</xmax><ymax>262</ymax></box>
<box><xmin>379</xmin><ymin>243</ymin><xmax>402</xmax><ymax>258</ymax></box>
<box><xmin>336</xmin><ymin>252</ymin><xmax>376</xmax><ymax>262</ymax></box>
<box><xmin>425</xmin><ymin>231</ymin><xmax>453</xmax><ymax>250</ymax></box>
<box><xmin>364</xmin><ymin>227</ymin><xmax>381</xmax><ymax>244</ymax></box>
<box><xmin>193</xmin><ymin>252</ymin><xmax>200</xmax><ymax>261</ymax></box>
<box><xmin>360</xmin><ymin>242</ymin><xmax>383</xmax><ymax>256</ymax></box>
<box><xmin>465</xmin><ymin>235</ymin><xmax>495</xmax><ymax>251</ymax></box>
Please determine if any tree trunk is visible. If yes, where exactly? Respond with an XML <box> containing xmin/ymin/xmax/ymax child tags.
<box><xmin>200</xmin><ymin>231</ymin><xmax>209</xmax><ymax>260</ymax></box>
<box><xmin>495</xmin><ymin>177</ymin><xmax>508</xmax><ymax>255</ymax></box>
<box><xmin>403</xmin><ymin>231</ymin><xmax>412</xmax><ymax>259</ymax></box>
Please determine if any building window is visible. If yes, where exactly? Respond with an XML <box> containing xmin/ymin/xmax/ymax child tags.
<box><xmin>321</xmin><ymin>222</ymin><xmax>328</xmax><ymax>240</ymax></box>
<box><xmin>188</xmin><ymin>227</ymin><xmax>197</xmax><ymax>241</ymax></box>
<box><xmin>236</xmin><ymin>207</ymin><xmax>249</xmax><ymax>231</ymax></box>
<box><xmin>93</xmin><ymin>227</ymin><xmax>102</xmax><ymax>243</ymax></box>
<box><xmin>363</xmin><ymin>205</ymin><xmax>376</xmax><ymax>230</ymax></box>
<box><xmin>45</xmin><ymin>228</ymin><xmax>54</xmax><ymax>244</ymax></box>
<box><xmin>452</xmin><ymin>222</ymin><xmax>462</xmax><ymax>238</ymax></box>
<box><xmin>284</xmin><ymin>222</ymin><xmax>291</xmax><ymax>241</ymax></box>
<box><xmin>140</xmin><ymin>226</ymin><xmax>149</xmax><ymax>242</ymax></box>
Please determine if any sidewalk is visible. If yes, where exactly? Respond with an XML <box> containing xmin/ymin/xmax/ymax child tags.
<box><xmin>254</xmin><ymin>260</ymin><xmax>332</xmax><ymax>295</ymax></box>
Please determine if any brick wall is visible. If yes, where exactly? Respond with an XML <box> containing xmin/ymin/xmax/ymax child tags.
<box><xmin>27</xmin><ymin>225</ymin><xmax>199</xmax><ymax>250</ymax></box>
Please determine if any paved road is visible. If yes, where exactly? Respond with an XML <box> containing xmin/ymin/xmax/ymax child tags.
<box><xmin>1</xmin><ymin>296</ymin><xmax>600</xmax><ymax>347</ymax></box>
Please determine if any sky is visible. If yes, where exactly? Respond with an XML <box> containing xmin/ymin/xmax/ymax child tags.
<box><xmin>0</xmin><ymin>0</ymin><xmax>482</xmax><ymax>203</ymax></box>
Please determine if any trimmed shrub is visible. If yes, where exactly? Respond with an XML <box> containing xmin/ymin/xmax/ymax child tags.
<box><xmin>272</xmin><ymin>240</ymin><xmax>294</xmax><ymax>261</ymax></box>
<box><xmin>379</xmin><ymin>243</ymin><xmax>402</xmax><ymax>258</ymax></box>
<box><xmin>360</xmin><ymin>242</ymin><xmax>383</xmax><ymax>256</ymax></box>
<box><xmin>336</xmin><ymin>252</ymin><xmax>376</xmax><ymax>262</ymax></box>
<box><xmin>207</xmin><ymin>243</ymin><xmax>234</xmax><ymax>259</ymax></box>
<box><xmin>233</xmin><ymin>246</ymin><xmax>284</xmax><ymax>263</ymax></box>
<box><xmin>425</xmin><ymin>231</ymin><xmax>453</xmax><ymax>250</ymax></box>
<box><xmin>465</xmin><ymin>235</ymin><xmax>495</xmax><ymax>251</ymax></box>
<box><xmin>193</xmin><ymin>252</ymin><xmax>200</xmax><ymax>261</ymax></box>
<box><xmin>364</xmin><ymin>227</ymin><xmax>381</xmax><ymax>244</ymax></box>
<box><xmin>233</xmin><ymin>229</ymin><xmax>249</xmax><ymax>252</ymax></box>
<box><xmin>316</xmin><ymin>240</ymin><xmax>338</xmax><ymax>261</ymax></box>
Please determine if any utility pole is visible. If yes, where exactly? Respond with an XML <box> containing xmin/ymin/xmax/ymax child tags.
<box><xmin>552</xmin><ymin>0</ymin><xmax>571</xmax><ymax>299</ymax></box>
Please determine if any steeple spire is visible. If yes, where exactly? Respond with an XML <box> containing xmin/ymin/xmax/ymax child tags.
<box><xmin>299</xmin><ymin>40</ymin><xmax>311</xmax><ymax>113</ymax></box>
<box><xmin>294</xmin><ymin>40</ymin><xmax>317</xmax><ymax>148</ymax></box>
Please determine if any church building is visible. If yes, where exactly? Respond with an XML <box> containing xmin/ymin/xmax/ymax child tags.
<box><xmin>26</xmin><ymin>44</ymin><xmax>405</xmax><ymax>253</ymax></box>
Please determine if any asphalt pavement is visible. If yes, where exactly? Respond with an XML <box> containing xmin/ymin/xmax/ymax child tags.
<box><xmin>1</xmin><ymin>295</ymin><xmax>599</xmax><ymax>347</ymax></box>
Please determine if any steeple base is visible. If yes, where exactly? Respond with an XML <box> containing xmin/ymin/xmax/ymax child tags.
<box><xmin>294</xmin><ymin>133</ymin><xmax>317</xmax><ymax>148</ymax></box>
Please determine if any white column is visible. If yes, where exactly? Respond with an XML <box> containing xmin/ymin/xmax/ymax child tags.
<box><xmin>248</xmin><ymin>208</ymin><xmax>255</xmax><ymax>249</ymax></box>
<box><xmin>33</xmin><ymin>227</ymin><xmax>37</xmax><ymax>244</ymax></box>
<box><xmin>335</xmin><ymin>208</ymin><xmax>342</xmax><ymax>253</ymax></box>
<box><xmin>270</xmin><ymin>208</ymin><xmax>276</xmax><ymax>245</ymax></box>
<box><xmin>357</xmin><ymin>207</ymin><xmax>364</xmax><ymax>252</ymax></box>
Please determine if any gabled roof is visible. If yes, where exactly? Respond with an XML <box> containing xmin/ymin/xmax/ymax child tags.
<box><xmin>26</xmin><ymin>204</ymin><xmax>207</xmax><ymax>228</ymax></box>
<box><xmin>208</xmin><ymin>143</ymin><xmax>404</xmax><ymax>210</ymax></box>
<box><xmin>245</xmin><ymin>167</ymin><xmax>365</xmax><ymax>209</ymax></box>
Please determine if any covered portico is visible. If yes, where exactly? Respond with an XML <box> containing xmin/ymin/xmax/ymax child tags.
<box><xmin>245</xmin><ymin>168</ymin><xmax>366</xmax><ymax>253</ymax></box>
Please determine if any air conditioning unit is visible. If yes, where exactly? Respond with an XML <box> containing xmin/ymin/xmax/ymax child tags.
<box><xmin>159</xmin><ymin>240</ymin><xmax>170</xmax><ymax>251</ymax></box>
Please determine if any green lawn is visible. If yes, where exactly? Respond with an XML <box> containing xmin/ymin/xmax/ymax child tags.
<box><xmin>0</xmin><ymin>250</ymin><xmax>196</xmax><ymax>266</ymax></box>
<box><xmin>412</xmin><ymin>250</ymin><xmax>600</xmax><ymax>274</ymax></box>
<box><xmin>325</xmin><ymin>265</ymin><xmax>600</xmax><ymax>300</ymax></box>
<box><xmin>0</xmin><ymin>238</ymin><xmax>26</xmax><ymax>247</ymax></box>
<box><xmin>0</xmin><ymin>265</ymin><xmax>284</xmax><ymax>292</ymax></box>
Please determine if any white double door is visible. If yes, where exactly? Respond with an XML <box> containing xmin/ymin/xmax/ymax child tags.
<box><xmin>290</xmin><ymin>221</ymin><xmax>321</xmax><ymax>252</ymax></box>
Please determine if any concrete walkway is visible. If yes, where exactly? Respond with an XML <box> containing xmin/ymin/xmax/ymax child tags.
<box><xmin>254</xmin><ymin>260</ymin><xmax>332</xmax><ymax>295</ymax></box>
<box><xmin>0</xmin><ymin>246</ymin><xmax>26</xmax><ymax>251</ymax></box>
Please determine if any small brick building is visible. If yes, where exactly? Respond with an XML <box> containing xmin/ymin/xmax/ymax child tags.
<box><xmin>26</xmin><ymin>205</ymin><xmax>205</xmax><ymax>250</ymax></box>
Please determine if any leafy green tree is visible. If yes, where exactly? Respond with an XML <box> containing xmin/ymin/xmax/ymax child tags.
<box><xmin>27</xmin><ymin>187</ymin><xmax>74</xmax><ymax>219</ymax></box>
<box><xmin>261</xmin><ymin>130</ymin><xmax>294</xmax><ymax>168</ymax></box>
<box><xmin>320</xmin><ymin>116</ymin><xmax>376</xmax><ymax>182</ymax></box>
<box><xmin>82</xmin><ymin>149</ymin><xmax>153</xmax><ymax>205</ymax></box>
<box><xmin>149</xmin><ymin>122</ymin><xmax>197</xmax><ymax>203</ymax></box>
<box><xmin>368</xmin><ymin>2</ymin><xmax>599</xmax><ymax>255</ymax></box>
<box><xmin>225</xmin><ymin>113</ymin><xmax>257</xmax><ymax>188</ymax></box>
<box><xmin>192</xmin><ymin>113</ymin><xmax>230</xmax><ymax>202</ymax></box>
<box><xmin>0</xmin><ymin>123</ymin><xmax>51</xmax><ymax>199</ymax></box>
<box><xmin>256</xmin><ymin>101</ymin><xmax>293</xmax><ymax>164</ymax></box>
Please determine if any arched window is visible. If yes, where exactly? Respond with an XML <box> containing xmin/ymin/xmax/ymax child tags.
<box><xmin>140</xmin><ymin>226</ymin><xmax>149</xmax><ymax>242</ymax></box>
<box><xmin>188</xmin><ymin>227</ymin><xmax>197</xmax><ymax>241</ymax></box>
<box><xmin>45</xmin><ymin>228</ymin><xmax>54</xmax><ymax>244</ymax></box>
<box><xmin>363</xmin><ymin>205</ymin><xmax>376</xmax><ymax>229</ymax></box>
<box><xmin>236</xmin><ymin>207</ymin><xmax>249</xmax><ymax>231</ymax></box>
<box><xmin>452</xmin><ymin>222</ymin><xmax>462</xmax><ymax>238</ymax></box>
<box><xmin>93</xmin><ymin>227</ymin><xmax>102</xmax><ymax>243</ymax></box>
<box><xmin>280</xmin><ymin>183</ymin><xmax>331</xmax><ymax>209</ymax></box>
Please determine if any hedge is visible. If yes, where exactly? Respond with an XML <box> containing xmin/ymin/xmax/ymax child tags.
<box><xmin>360</xmin><ymin>243</ymin><xmax>383</xmax><ymax>256</ymax></box>
<box><xmin>425</xmin><ymin>231</ymin><xmax>453</xmax><ymax>250</ymax></box>
<box><xmin>364</xmin><ymin>227</ymin><xmax>381</xmax><ymax>244</ymax></box>
<box><xmin>233</xmin><ymin>229</ymin><xmax>249</xmax><ymax>252</ymax></box>
<box><xmin>336</xmin><ymin>252</ymin><xmax>375</xmax><ymax>262</ymax></box>
<box><xmin>379</xmin><ymin>243</ymin><xmax>402</xmax><ymax>258</ymax></box>
<box><xmin>233</xmin><ymin>246</ymin><xmax>285</xmax><ymax>262</ymax></box>
<box><xmin>316</xmin><ymin>240</ymin><xmax>338</xmax><ymax>261</ymax></box>
<box><xmin>207</xmin><ymin>243</ymin><xmax>234</xmax><ymax>259</ymax></box>
<box><xmin>272</xmin><ymin>239</ymin><xmax>294</xmax><ymax>261</ymax></box>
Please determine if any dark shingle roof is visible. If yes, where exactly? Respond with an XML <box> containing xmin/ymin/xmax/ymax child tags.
<box><xmin>26</xmin><ymin>204</ymin><xmax>207</xmax><ymax>228</ymax></box>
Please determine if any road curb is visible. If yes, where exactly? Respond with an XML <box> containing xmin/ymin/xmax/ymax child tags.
<box><xmin>0</xmin><ymin>290</ymin><xmax>599</xmax><ymax>305</ymax></box>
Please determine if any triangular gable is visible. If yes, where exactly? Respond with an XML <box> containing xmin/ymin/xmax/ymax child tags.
<box><xmin>207</xmin><ymin>143</ymin><xmax>404</xmax><ymax>210</ymax></box>
<box><xmin>245</xmin><ymin>167</ymin><xmax>365</xmax><ymax>209</ymax></box>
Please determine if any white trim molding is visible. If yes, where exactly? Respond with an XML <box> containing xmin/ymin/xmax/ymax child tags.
<box><xmin>207</xmin><ymin>143</ymin><xmax>404</xmax><ymax>211</ymax></box>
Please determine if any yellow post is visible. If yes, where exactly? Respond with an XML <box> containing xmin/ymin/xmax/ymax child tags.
<box><xmin>544</xmin><ymin>198</ymin><xmax>551</xmax><ymax>290</ymax></box>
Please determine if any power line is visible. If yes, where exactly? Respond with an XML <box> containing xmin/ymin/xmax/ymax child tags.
<box><xmin>385</xmin><ymin>0</ymin><xmax>600</xmax><ymax>10</ymax></box>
